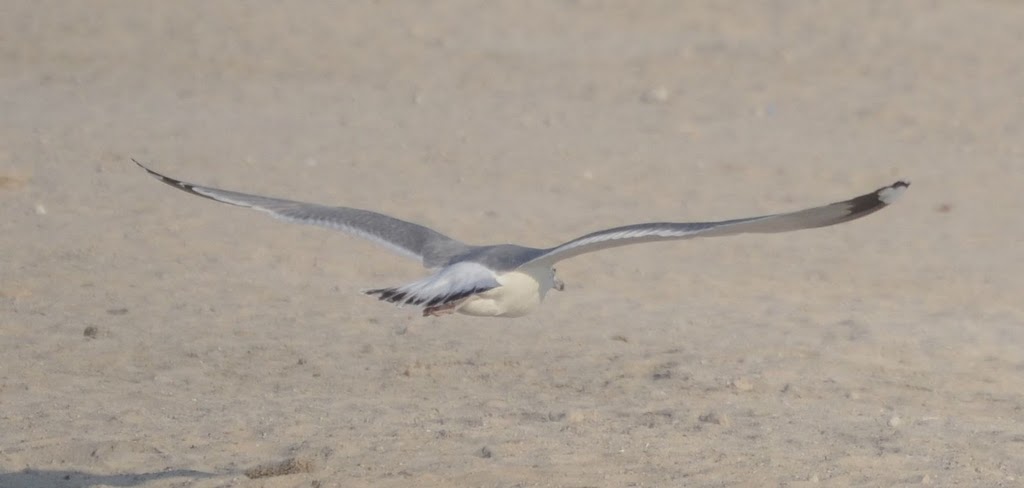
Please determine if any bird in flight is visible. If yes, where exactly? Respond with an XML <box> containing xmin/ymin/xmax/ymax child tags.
<box><xmin>135</xmin><ymin>159</ymin><xmax>908</xmax><ymax>318</ymax></box>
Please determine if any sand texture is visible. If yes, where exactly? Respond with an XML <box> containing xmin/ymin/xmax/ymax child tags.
<box><xmin>2</xmin><ymin>1</ymin><xmax>1023</xmax><ymax>486</ymax></box>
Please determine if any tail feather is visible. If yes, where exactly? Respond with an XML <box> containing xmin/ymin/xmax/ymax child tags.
<box><xmin>362</xmin><ymin>261</ymin><xmax>502</xmax><ymax>313</ymax></box>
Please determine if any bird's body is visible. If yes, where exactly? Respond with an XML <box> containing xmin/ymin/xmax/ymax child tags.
<box><xmin>135</xmin><ymin>159</ymin><xmax>908</xmax><ymax>318</ymax></box>
<box><xmin>359</xmin><ymin>247</ymin><xmax>561</xmax><ymax>317</ymax></box>
<box><xmin>461</xmin><ymin>265</ymin><xmax>557</xmax><ymax>317</ymax></box>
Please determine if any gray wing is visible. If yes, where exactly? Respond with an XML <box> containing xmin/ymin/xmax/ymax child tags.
<box><xmin>134</xmin><ymin>160</ymin><xmax>470</xmax><ymax>268</ymax></box>
<box><xmin>519</xmin><ymin>180</ymin><xmax>909</xmax><ymax>268</ymax></box>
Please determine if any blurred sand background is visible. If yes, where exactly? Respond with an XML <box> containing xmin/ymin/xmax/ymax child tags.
<box><xmin>2</xmin><ymin>1</ymin><xmax>1023</xmax><ymax>486</ymax></box>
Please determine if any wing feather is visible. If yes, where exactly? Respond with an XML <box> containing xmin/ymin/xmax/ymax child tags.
<box><xmin>519</xmin><ymin>180</ymin><xmax>909</xmax><ymax>267</ymax></box>
<box><xmin>135</xmin><ymin>160</ymin><xmax>469</xmax><ymax>267</ymax></box>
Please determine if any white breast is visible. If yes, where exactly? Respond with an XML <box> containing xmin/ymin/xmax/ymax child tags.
<box><xmin>456</xmin><ymin>265</ymin><xmax>555</xmax><ymax>317</ymax></box>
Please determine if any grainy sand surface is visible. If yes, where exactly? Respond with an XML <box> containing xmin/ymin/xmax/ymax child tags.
<box><xmin>2</xmin><ymin>2</ymin><xmax>1023</xmax><ymax>487</ymax></box>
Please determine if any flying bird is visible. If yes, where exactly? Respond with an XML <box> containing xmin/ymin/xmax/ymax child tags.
<box><xmin>135</xmin><ymin>159</ymin><xmax>908</xmax><ymax>318</ymax></box>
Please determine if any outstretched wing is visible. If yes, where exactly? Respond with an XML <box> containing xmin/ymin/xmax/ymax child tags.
<box><xmin>134</xmin><ymin>159</ymin><xmax>470</xmax><ymax>268</ymax></box>
<box><xmin>364</xmin><ymin>261</ymin><xmax>500</xmax><ymax>310</ymax></box>
<box><xmin>519</xmin><ymin>180</ymin><xmax>909</xmax><ymax>268</ymax></box>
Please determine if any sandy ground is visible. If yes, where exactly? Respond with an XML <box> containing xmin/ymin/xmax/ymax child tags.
<box><xmin>2</xmin><ymin>1</ymin><xmax>1023</xmax><ymax>487</ymax></box>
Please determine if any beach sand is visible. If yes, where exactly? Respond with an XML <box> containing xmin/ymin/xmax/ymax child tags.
<box><xmin>2</xmin><ymin>1</ymin><xmax>1022</xmax><ymax>486</ymax></box>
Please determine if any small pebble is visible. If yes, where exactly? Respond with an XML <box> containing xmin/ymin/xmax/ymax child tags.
<box><xmin>888</xmin><ymin>415</ymin><xmax>902</xmax><ymax>427</ymax></box>
<box><xmin>641</xmin><ymin>86</ymin><xmax>671</xmax><ymax>104</ymax></box>
<box><xmin>35</xmin><ymin>203</ymin><xmax>47</xmax><ymax>215</ymax></box>
<box><xmin>83</xmin><ymin>326</ymin><xmax>98</xmax><ymax>338</ymax></box>
<box><xmin>566</xmin><ymin>410</ymin><xmax>590</xmax><ymax>424</ymax></box>
<box><xmin>652</xmin><ymin>369</ymin><xmax>671</xmax><ymax>380</ymax></box>
<box><xmin>730</xmin><ymin>377</ymin><xmax>754</xmax><ymax>392</ymax></box>
<box><xmin>698</xmin><ymin>411</ymin><xmax>731</xmax><ymax>427</ymax></box>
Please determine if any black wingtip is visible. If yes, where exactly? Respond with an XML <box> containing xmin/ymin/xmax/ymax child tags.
<box><xmin>132</xmin><ymin>158</ymin><xmax>156</xmax><ymax>176</ymax></box>
<box><xmin>851</xmin><ymin>179</ymin><xmax>917</xmax><ymax>209</ymax></box>
<box><xmin>132</xmin><ymin>158</ymin><xmax>223</xmax><ymax>203</ymax></box>
<box><xmin>839</xmin><ymin>179</ymin><xmax>910</xmax><ymax>221</ymax></box>
<box><xmin>878</xmin><ymin>180</ymin><xmax>910</xmax><ymax>205</ymax></box>
<box><xmin>132</xmin><ymin>158</ymin><xmax>173</xmax><ymax>183</ymax></box>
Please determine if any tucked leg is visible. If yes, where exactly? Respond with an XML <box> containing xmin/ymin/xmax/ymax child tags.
<box><xmin>423</xmin><ymin>297</ymin><xmax>468</xmax><ymax>317</ymax></box>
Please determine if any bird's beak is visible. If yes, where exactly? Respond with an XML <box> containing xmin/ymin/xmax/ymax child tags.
<box><xmin>553</xmin><ymin>277</ymin><xmax>565</xmax><ymax>291</ymax></box>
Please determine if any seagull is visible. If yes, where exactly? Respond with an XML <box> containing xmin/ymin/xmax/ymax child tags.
<box><xmin>134</xmin><ymin>160</ymin><xmax>908</xmax><ymax>318</ymax></box>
